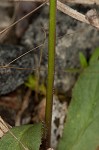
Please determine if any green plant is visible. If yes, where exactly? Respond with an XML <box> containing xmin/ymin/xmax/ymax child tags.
<box><xmin>45</xmin><ymin>0</ymin><xmax>57</xmax><ymax>148</ymax></box>
<box><xmin>25</xmin><ymin>74</ymin><xmax>46</xmax><ymax>95</ymax></box>
<box><xmin>79</xmin><ymin>47</ymin><xmax>99</xmax><ymax>68</ymax></box>
<box><xmin>57</xmin><ymin>47</ymin><xmax>99</xmax><ymax>150</ymax></box>
<box><xmin>0</xmin><ymin>0</ymin><xmax>99</xmax><ymax>149</ymax></box>
<box><xmin>89</xmin><ymin>47</ymin><xmax>99</xmax><ymax>64</ymax></box>
<box><xmin>0</xmin><ymin>124</ymin><xmax>42</xmax><ymax>150</ymax></box>
<box><xmin>58</xmin><ymin>60</ymin><xmax>99</xmax><ymax>150</ymax></box>
<box><xmin>0</xmin><ymin>0</ymin><xmax>57</xmax><ymax>150</ymax></box>
<box><xmin>79</xmin><ymin>52</ymin><xmax>88</xmax><ymax>68</ymax></box>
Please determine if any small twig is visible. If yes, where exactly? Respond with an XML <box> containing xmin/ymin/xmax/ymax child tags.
<box><xmin>1</xmin><ymin>0</ymin><xmax>98</xmax><ymax>41</ymax></box>
<box><xmin>0</xmin><ymin>29</ymin><xmax>83</xmax><ymax>72</ymax></box>
<box><xmin>5</xmin><ymin>42</ymin><xmax>45</xmax><ymax>67</ymax></box>
<box><xmin>57</xmin><ymin>1</ymin><xmax>89</xmax><ymax>24</ymax></box>
<box><xmin>57</xmin><ymin>1</ymin><xmax>99</xmax><ymax>29</ymax></box>
<box><xmin>18</xmin><ymin>0</ymin><xmax>99</xmax><ymax>29</ymax></box>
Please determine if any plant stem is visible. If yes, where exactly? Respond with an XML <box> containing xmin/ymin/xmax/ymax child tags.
<box><xmin>45</xmin><ymin>0</ymin><xmax>57</xmax><ymax>148</ymax></box>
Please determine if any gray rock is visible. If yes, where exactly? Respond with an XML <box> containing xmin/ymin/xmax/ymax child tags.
<box><xmin>51</xmin><ymin>95</ymin><xmax>67</xmax><ymax>149</ymax></box>
<box><xmin>21</xmin><ymin>5</ymin><xmax>99</xmax><ymax>93</ymax></box>
<box><xmin>0</xmin><ymin>44</ymin><xmax>34</xmax><ymax>95</ymax></box>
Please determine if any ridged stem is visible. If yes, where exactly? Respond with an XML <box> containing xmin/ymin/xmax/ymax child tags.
<box><xmin>45</xmin><ymin>0</ymin><xmax>57</xmax><ymax>148</ymax></box>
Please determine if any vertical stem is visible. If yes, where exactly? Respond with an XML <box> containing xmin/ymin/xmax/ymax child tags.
<box><xmin>45</xmin><ymin>0</ymin><xmax>57</xmax><ymax>148</ymax></box>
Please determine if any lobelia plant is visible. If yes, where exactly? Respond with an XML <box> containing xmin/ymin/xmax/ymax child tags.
<box><xmin>57</xmin><ymin>47</ymin><xmax>99</xmax><ymax>150</ymax></box>
<box><xmin>79</xmin><ymin>47</ymin><xmax>99</xmax><ymax>68</ymax></box>
<box><xmin>45</xmin><ymin>0</ymin><xmax>57</xmax><ymax>148</ymax></box>
<box><xmin>57</xmin><ymin>60</ymin><xmax>99</xmax><ymax>150</ymax></box>
<box><xmin>0</xmin><ymin>0</ymin><xmax>99</xmax><ymax>150</ymax></box>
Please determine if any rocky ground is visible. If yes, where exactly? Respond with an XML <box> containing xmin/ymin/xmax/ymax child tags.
<box><xmin>0</xmin><ymin>1</ymin><xmax>99</xmax><ymax>149</ymax></box>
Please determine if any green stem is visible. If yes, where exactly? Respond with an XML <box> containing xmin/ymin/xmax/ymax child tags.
<box><xmin>45</xmin><ymin>0</ymin><xmax>57</xmax><ymax>148</ymax></box>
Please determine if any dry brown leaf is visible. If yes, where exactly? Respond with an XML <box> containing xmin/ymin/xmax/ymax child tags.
<box><xmin>0</xmin><ymin>116</ymin><xmax>11</xmax><ymax>138</ymax></box>
<box><xmin>85</xmin><ymin>9</ymin><xmax>99</xmax><ymax>29</ymax></box>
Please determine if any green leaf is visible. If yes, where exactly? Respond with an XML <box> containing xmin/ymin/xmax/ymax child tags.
<box><xmin>79</xmin><ymin>52</ymin><xmax>88</xmax><ymax>68</ymax></box>
<box><xmin>25</xmin><ymin>75</ymin><xmax>36</xmax><ymax>90</ymax></box>
<box><xmin>58</xmin><ymin>61</ymin><xmax>99</xmax><ymax>150</ymax></box>
<box><xmin>89</xmin><ymin>47</ymin><xmax>99</xmax><ymax>65</ymax></box>
<box><xmin>25</xmin><ymin>75</ymin><xmax>46</xmax><ymax>95</ymax></box>
<box><xmin>0</xmin><ymin>123</ymin><xmax>42</xmax><ymax>150</ymax></box>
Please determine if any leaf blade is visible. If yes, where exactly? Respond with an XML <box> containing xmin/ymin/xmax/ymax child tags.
<box><xmin>0</xmin><ymin>123</ymin><xmax>42</xmax><ymax>150</ymax></box>
<box><xmin>89</xmin><ymin>47</ymin><xmax>99</xmax><ymax>64</ymax></box>
<box><xmin>58</xmin><ymin>61</ymin><xmax>99</xmax><ymax>150</ymax></box>
<box><xmin>79</xmin><ymin>52</ymin><xmax>88</xmax><ymax>68</ymax></box>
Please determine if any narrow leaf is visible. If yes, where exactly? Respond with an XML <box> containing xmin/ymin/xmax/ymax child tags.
<box><xmin>0</xmin><ymin>123</ymin><xmax>42</xmax><ymax>150</ymax></box>
<box><xmin>79</xmin><ymin>52</ymin><xmax>88</xmax><ymax>68</ymax></box>
<box><xmin>58</xmin><ymin>61</ymin><xmax>99</xmax><ymax>150</ymax></box>
<box><xmin>89</xmin><ymin>47</ymin><xmax>99</xmax><ymax>64</ymax></box>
